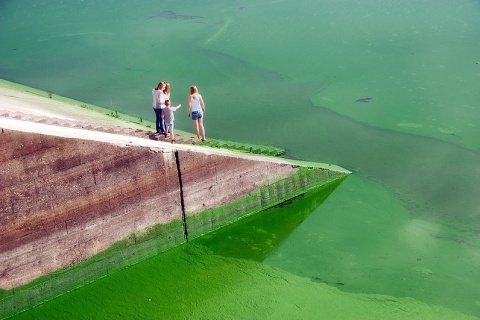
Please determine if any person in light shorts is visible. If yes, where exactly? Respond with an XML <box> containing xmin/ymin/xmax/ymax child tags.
<box><xmin>187</xmin><ymin>85</ymin><xmax>206</xmax><ymax>141</ymax></box>
<box><xmin>162</xmin><ymin>100</ymin><xmax>181</xmax><ymax>143</ymax></box>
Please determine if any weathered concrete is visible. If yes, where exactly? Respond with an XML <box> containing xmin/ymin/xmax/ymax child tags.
<box><xmin>0</xmin><ymin>125</ymin><xmax>347</xmax><ymax>291</ymax></box>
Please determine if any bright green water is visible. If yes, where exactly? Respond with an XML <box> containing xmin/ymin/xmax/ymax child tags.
<box><xmin>1</xmin><ymin>0</ymin><xmax>480</xmax><ymax>318</ymax></box>
<box><xmin>7</xmin><ymin>180</ymin><xmax>478</xmax><ymax>319</ymax></box>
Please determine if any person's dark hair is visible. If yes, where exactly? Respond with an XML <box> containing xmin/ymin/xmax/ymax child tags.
<box><xmin>156</xmin><ymin>82</ymin><xmax>164</xmax><ymax>90</ymax></box>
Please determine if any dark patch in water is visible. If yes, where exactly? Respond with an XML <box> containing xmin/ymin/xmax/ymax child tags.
<box><xmin>272</xmin><ymin>193</ymin><xmax>305</xmax><ymax>208</ymax></box>
<box><xmin>311</xmin><ymin>276</ymin><xmax>327</xmax><ymax>284</ymax></box>
<box><xmin>356</xmin><ymin>97</ymin><xmax>373</xmax><ymax>103</ymax></box>
<box><xmin>148</xmin><ymin>10</ymin><xmax>203</xmax><ymax>20</ymax></box>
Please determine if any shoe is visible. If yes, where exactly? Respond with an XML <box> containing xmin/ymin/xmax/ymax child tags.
<box><xmin>171</xmin><ymin>140</ymin><xmax>176</xmax><ymax>144</ymax></box>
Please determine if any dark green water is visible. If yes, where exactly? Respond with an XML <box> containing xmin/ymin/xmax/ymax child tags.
<box><xmin>1</xmin><ymin>0</ymin><xmax>480</xmax><ymax>318</ymax></box>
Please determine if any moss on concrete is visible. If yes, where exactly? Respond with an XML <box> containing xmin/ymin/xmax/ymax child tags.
<box><xmin>187</xmin><ymin>167</ymin><xmax>348</xmax><ymax>239</ymax></box>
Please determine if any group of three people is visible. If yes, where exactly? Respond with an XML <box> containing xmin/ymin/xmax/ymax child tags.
<box><xmin>152</xmin><ymin>82</ymin><xmax>206</xmax><ymax>143</ymax></box>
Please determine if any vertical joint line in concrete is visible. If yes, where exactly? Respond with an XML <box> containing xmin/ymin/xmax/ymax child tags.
<box><xmin>174</xmin><ymin>150</ymin><xmax>188</xmax><ymax>242</ymax></box>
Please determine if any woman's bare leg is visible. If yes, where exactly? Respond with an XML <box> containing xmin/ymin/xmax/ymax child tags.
<box><xmin>193</xmin><ymin>120</ymin><xmax>200</xmax><ymax>138</ymax></box>
<box><xmin>198</xmin><ymin>117</ymin><xmax>206</xmax><ymax>140</ymax></box>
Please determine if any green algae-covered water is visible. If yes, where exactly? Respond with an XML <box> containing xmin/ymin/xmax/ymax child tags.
<box><xmin>6</xmin><ymin>181</ymin><xmax>478</xmax><ymax>319</ymax></box>
<box><xmin>1</xmin><ymin>0</ymin><xmax>480</xmax><ymax>318</ymax></box>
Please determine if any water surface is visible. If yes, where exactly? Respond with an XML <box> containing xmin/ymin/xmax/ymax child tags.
<box><xmin>1</xmin><ymin>0</ymin><xmax>479</xmax><ymax>318</ymax></box>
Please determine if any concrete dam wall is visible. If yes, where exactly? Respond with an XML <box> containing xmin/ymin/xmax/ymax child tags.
<box><xmin>0</xmin><ymin>122</ymin><xmax>348</xmax><ymax>300</ymax></box>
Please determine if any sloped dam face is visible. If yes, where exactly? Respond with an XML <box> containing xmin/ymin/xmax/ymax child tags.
<box><xmin>0</xmin><ymin>127</ymin><xmax>348</xmax><ymax>316</ymax></box>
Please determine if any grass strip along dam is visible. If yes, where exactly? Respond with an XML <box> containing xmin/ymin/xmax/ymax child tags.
<box><xmin>0</xmin><ymin>84</ymin><xmax>350</xmax><ymax>318</ymax></box>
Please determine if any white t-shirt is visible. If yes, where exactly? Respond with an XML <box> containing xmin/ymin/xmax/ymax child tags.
<box><xmin>152</xmin><ymin>89</ymin><xmax>158</xmax><ymax>108</ymax></box>
<box><xmin>158</xmin><ymin>91</ymin><xmax>167</xmax><ymax>109</ymax></box>
<box><xmin>152</xmin><ymin>89</ymin><xmax>167</xmax><ymax>109</ymax></box>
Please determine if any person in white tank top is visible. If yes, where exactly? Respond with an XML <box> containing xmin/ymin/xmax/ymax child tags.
<box><xmin>187</xmin><ymin>85</ymin><xmax>206</xmax><ymax>141</ymax></box>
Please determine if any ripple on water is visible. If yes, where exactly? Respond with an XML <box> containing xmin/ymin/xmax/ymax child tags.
<box><xmin>397</xmin><ymin>122</ymin><xmax>424</xmax><ymax>128</ymax></box>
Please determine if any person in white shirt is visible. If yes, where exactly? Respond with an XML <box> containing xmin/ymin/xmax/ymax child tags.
<box><xmin>151</xmin><ymin>82</ymin><xmax>166</xmax><ymax>134</ymax></box>
<box><xmin>187</xmin><ymin>85</ymin><xmax>206</xmax><ymax>141</ymax></box>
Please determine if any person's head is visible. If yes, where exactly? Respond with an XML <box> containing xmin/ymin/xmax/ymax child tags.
<box><xmin>164</xmin><ymin>82</ymin><xmax>170</xmax><ymax>94</ymax></box>
<box><xmin>165</xmin><ymin>99</ymin><xmax>171</xmax><ymax>107</ymax></box>
<box><xmin>190</xmin><ymin>85</ymin><xmax>198</xmax><ymax>95</ymax></box>
<box><xmin>156</xmin><ymin>82</ymin><xmax>165</xmax><ymax>90</ymax></box>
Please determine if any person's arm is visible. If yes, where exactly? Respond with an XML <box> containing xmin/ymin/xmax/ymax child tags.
<box><xmin>199</xmin><ymin>95</ymin><xmax>205</xmax><ymax>111</ymax></box>
<box><xmin>187</xmin><ymin>96</ymin><xmax>191</xmax><ymax>117</ymax></box>
<box><xmin>155</xmin><ymin>90</ymin><xmax>161</xmax><ymax>107</ymax></box>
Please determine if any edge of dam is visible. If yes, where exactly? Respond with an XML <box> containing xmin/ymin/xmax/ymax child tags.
<box><xmin>0</xmin><ymin>80</ymin><xmax>350</xmax><ymax>317</ymax></box>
